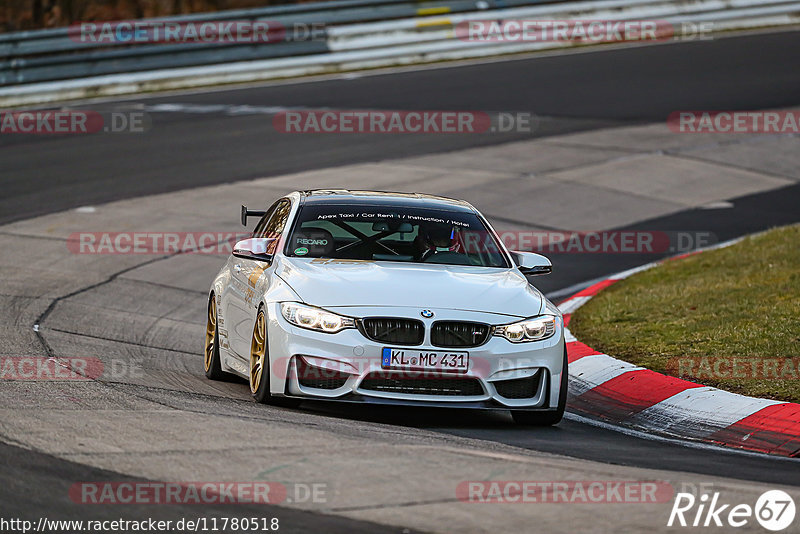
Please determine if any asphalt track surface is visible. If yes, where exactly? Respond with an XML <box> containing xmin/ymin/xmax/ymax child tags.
<box><xmin>2</xmin><ymin>28</ymin><xmax>800</xmax><ymax>529</ymax></box>
<box><xmin>3</xmin><ymin>29</ymin><xmax>800</xmax><ymax>225</ymax></box>
<box><xmin>0</xmin><ymin>441</ymin><xmax>423</xmax><ymax>534</ymax></box>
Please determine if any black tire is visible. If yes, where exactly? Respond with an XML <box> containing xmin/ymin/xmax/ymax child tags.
<box><xmin>249</xmin><ymin>306</ymin><xmax>302</xmax><ymax>408</ymax></box>
<box><xmin>204</xmin><ymin>295</ymin><xmax>230</xmax><ymax>380</ymax></box>
<box><xmin>512</xmin><ymin>346</ymin><xmax>568</xmax><ymax>426</ymax></box>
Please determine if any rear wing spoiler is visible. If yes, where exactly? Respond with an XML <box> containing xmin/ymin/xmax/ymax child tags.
<box><xmin>241</xmin><ymin>205</ymin><xmax>267</xmax><ymax>227</ymax></box>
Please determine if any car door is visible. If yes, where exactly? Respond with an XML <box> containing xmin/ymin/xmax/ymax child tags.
<box><xmin>227</xmin><ymin>198</ymin><xmax>292</xmax><ymax>359</ymax></box>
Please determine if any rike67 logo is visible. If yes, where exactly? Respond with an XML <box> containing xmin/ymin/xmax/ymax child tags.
<box><xmin>668</xmin><ymin>490</ymin><xmax>796</xmax><ymax>531</ymax></box>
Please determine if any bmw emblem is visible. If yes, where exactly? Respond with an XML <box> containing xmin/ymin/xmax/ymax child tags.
<box><xmin>420</xmin><ymin>310</ymin><xmax>434</xmax><ymax>318</ymax></box>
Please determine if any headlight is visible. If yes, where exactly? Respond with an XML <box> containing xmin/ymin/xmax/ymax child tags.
<box><xmin>281</xmin><ymin>302</ymin><xmax>355</xmax><ymax>334</ymax></box>
<box><xmin>494</xmin><ymin>315</ymin><xmax>557</xmax><ymax>343</ymax></box>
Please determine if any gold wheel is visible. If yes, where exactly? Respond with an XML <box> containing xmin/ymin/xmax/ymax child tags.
<box><xmin>204</xmin><ymin>298</ymin><xmax>217</xmax><ymax>373</ymax></box>
<box><xmin>250</xmin><ymin>310</ymin><xmax>267</xmax><ymax>394</ymax></box>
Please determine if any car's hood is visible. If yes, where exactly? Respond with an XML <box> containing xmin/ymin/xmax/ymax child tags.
<box><xmin>274</xmin><ymin>256</ymin><xmax>543</xmax><ymax>318</ymax></box>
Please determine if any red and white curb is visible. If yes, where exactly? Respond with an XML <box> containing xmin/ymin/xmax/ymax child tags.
<box><xmin>559</xmin><ymin>242</ymin><xmax>800</xmax><ymax>458</ymax></box>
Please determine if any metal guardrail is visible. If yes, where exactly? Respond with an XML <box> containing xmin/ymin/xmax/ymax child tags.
<box><xmin>0</xmin><ymin>0</ymin><xmax>561</xmax><ymax>85</ymax></box>
<box><xmin>327</xmin><ymin>0</ymin><xmax>800</xmax><ymax>52</ymax></box>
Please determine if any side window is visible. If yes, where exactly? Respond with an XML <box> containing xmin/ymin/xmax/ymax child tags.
<box><xmin>257</xmin><ymin>199</ymin><xmax>292</xmax><ymax>254</ymax></box>
<box><xmin>252</xmin><ymin>203</ymin><xmax>277</xmax><ymax>238</ymax></box>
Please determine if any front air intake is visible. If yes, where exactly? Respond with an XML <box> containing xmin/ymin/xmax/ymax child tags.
<box><xmin>431</xmin><ymin>321</ymin><xmax>490</xmax><ymax>348</ymax></box>
<box><xmin>359</xmin><ymin>372</ymin><xmax>483</xmax><ymax>396</ymax></box>
<box><xmin>360</xmin><ymin>318</ymin><xmax>424</xmax><ymax>345</ymax></box>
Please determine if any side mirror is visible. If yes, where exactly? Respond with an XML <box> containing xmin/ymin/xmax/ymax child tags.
<box><xmin>511</xmin><ymin>251</ymin><xmax>552</xmax><ymax>276</ymax></box>
<box><xmin>233</xmin><ymin>238</ymin><xmax>276</xmax><ymax>262</ymax></box>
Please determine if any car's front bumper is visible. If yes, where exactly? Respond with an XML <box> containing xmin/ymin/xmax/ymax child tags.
<box><xmin>266</xmin><ymin>303</ymin><xmax>565</xmax><ymax>411</ymax></box>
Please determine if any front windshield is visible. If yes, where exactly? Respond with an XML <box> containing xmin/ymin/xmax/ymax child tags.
<box><xmin>285</xmin><ymin>203</ymin><xmax>509</xmax><ymax>268</ymax></box>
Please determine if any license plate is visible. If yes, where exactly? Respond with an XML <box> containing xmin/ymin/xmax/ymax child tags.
<box><xmin>381</xmin><ymin>347</ymin><xmax>469</xmax><ymax>373</ymax></box>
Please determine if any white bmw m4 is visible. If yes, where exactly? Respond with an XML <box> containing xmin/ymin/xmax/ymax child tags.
<box><xmin>205</xmin><ymin>190</ymin><xmax>567</xmax><ymax>425</ymax></box>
